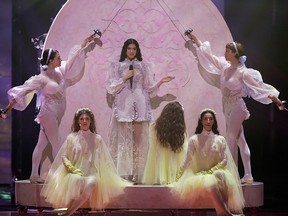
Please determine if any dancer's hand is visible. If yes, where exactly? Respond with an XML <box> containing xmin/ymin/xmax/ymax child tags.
<box><xmin>185</xmin><ymin>31</ymin><xmax>201</xmax><ymax>47</ymax></box>
<box><xmin>277</xmin><ymin>100</ymin><xmax>286</xmax><ymax>111</ymax></box>
<box><xmin>157</xmin><ymin>76</ymin><xmax>175</xmax><ymax>88</ymax></box>
<box><xmin>81</xmin><ymin>34</ymin><xmax>96</xmax><ymax>48</ymax></box>
<box><xmin>0</xmin><ymin>109</ymin><xmax>7</xmax><ymax>119</ymax></box>
<box><xmin>161</xmin><ymin>76</ymin><xmax>175</xmax><ymax>83</ymax></box>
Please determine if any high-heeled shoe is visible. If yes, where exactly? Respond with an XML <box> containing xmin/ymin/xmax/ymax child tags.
<box><xmin>240</xmin><ymin>175</ymin><xmax>253</xmax><ymax>184</ymax></box>
<box><xmin>29</xmin><ymin>176</ymin><xmax>45</xmax><ymax>184</ymax></box>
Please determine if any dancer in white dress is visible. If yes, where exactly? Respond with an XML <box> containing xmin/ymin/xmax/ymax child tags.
<box><xmin>185</xmin><ymin>31</ymin><xmax>285</xmax><ymax>184</ymax></box>
<box><xmin>1</xmin><ymin>34</ymin><xmax>97</xmax><ymax>183</ymax></box>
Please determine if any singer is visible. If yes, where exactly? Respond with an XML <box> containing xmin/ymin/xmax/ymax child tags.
<box><xmin>106</xmin><ymin>38</ymin><xmax>174</xmax><ymax>184</ymax></box>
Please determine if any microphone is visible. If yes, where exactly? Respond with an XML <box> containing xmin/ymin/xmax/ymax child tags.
<box><xmin>129</xmin><ymin>65</ymin><xmax>133</xmax><ymax>88</ymax></box>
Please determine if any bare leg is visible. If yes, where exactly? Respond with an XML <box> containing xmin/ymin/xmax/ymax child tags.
<box><xmin>206</xmin><ymin>186</ymin><xmax>233</xmax><ymax>216</ymax></box>
<box><xmin>65</xmin><ymin>176</ymin><xmax>97</xmax><ymax>216</ymax></box>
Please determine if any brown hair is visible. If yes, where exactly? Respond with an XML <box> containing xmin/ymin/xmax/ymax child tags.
<box><xmin>226</xmin><ymin>42</ymin><xmax>245</xmax><ymax>59</ymax></box>
<box><xmin>155</xmin><ymin>101</ymin><xmax>186</xmax><ymax>153</ymax></box>
<box><xmin>71</xmin><ymin>108</ymin><xmax>96</xmax><ymax>133</ymax></box>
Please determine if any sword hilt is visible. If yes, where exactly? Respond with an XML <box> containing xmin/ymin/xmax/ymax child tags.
<box><xmin>184</xmin><ymin>28</ymin><xmax>193</xmax><ymax>36</ymax></box>
<box><xmin>93</xmin><ymin>29</ymin><xmax>102</xmax><ymax>37</ymax></box>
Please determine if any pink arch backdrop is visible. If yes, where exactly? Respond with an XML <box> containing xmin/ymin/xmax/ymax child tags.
<box><xmin>42</xmin><ymin>0</ymin><xmax>232</xmax><ymax>174</ymax></box>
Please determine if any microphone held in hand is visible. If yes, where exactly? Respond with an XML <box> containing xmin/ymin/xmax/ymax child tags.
<box><xmin>129</xmin><ymin>65</ymin><xmax>133</xmax><ymax>88</ymax></box>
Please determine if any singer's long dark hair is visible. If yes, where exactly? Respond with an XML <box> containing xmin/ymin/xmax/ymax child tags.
<box><xmin>119</xmin><ymin>38</ymin><xmax>143</xmax><ymax>62</ymax></box>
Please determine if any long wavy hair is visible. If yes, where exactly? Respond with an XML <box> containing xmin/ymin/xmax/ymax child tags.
<box><xmin>155</xmin><ymin>101</ymin><xmax>186</xmax><ymax>153</ymax></box>
<box><xmin>119</xmin><ymin>38</ymin><xmax>143</xmax><ymax>62</ymax></box>
<box><xmin>71</xmin><ymin>108</ymin><xmax>96</xmax><ymax>133</ymax></box>
<box><xmin>195</xmin><ymin>109</ymin><xmax>219</xmax><ymax>135</ymax></box>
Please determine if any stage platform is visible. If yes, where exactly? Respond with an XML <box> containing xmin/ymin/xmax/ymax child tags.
<box><xmin>15</xmin><ymin>180</ymin><xmax>263</xmax><ymax>215</ymax></box>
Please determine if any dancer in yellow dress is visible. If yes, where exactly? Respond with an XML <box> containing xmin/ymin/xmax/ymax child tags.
<box><xmin>174</xmin><ymin>108</ymin><xmax>244</xmax><ymax>216</ymax></box>
<box><xmin>41</xmin><ymin>108</ymin><xmax>130</xmax><ymax>215</ymax></box>
<box><xmin>142</xmin><ymin>101</ymin><xmax>188</xmax><ymax>185</ymax></box>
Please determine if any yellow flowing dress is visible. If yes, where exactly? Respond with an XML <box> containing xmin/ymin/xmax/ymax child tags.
<box><xmin>41</xmin><ymin>130</ymin><xmax>130</xmax><ymax>210</ymax></box>
<box><xmin>173</xmin><ymin>131</ymin><xmax>244</xmax><ymax>213</ymax></box>
<box><xmin>142</xmin><ymin>122</ymin><xmax>188</xmax><ymax>184</ymax></box>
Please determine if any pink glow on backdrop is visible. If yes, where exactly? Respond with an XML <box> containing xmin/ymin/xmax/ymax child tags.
<box><xmin>41</xmin><ymin>0</ymin><xmax>233</xmax><ymax>176</ymax></box>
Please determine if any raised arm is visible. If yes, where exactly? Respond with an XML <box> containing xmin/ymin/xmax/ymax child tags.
<box><xmin>62</xmin><ymin>34</ymin><xmax>99</xmax><ymax>87</ymax></box>
<box><xmin>186</xmin><ymin>32</ymin><xmax>202</xmax><ymax>48</ymax></box>
<box><xmin>184</xmin><ymin>30</ymin><xmax>228</xmax><ymax>90</ymax></box>
<box><xmin>80</xmin><ymin>34</ymin><xmax>96</xmax><ymax>49</ymax></box>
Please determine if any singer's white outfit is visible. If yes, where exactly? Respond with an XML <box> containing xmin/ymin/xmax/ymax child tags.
<box><xmin>192</xmin><ymin>40</ymin><xmax>280</xmax><ymax>178</ymax></box>
<box><xmin>106</xmin><ymin>58</ymin><xmax>158</xmax><ymax>179</ymax></box>
<box><xmin>7</xmin><ymin>44</ymin><xmax>87</xmax><ymax>179</ymax></box>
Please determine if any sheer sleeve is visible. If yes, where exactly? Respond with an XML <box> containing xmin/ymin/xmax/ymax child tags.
<box><xmin>106</xmin><ymin>62</ymin><xmax>125</xmax><ymax>96</ymax></box>
<box><xmin>142</xmin><ymin>62</ymin><xmax>158</xmax><ymax>95</ymax></box>
<box><xmin>40</xmin><ymin>133</ymin><xmax>77</xmax><ymax>207</ymax></box>
<box><xmin>196</xmin><ymin>41</ymin><xmax>228</xmax><ymax>74</ymax></box>
<box><xmin>7</xmin><ymin>74</ymin><xmax>45</xmax><ymax>111</ymax></box>
<box><xmin>94</xmin><ymin>134</ymin><xmax>130</xmax><ymax>207</ymax></box>
<box><xmin>182</xmin><ymin>136</ymin><xmax>195</xmax><ymax>169</ymax></box>
<box><xmin>195</xmin><ymin>41</ymin><xmax>229</xmax><ymax>89</ymax></box>
<box><xmin>218</xmin><ymin>136</ymin><xmax>228</xmax><ymax>166</ymax></box>
<box><xmin>41</xmin><ymin>134</ymin><xmax>73</xmax><ymax>184</ymax></box>
<box><xmin>59</xmin><ymin>44</ymin><xmax>87</xmax><ymax>87</ymax></box>
<box><xmin>242</xmin><ymin>68</ymin><xmax>280</xmax><ymax>104</ymax></box>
